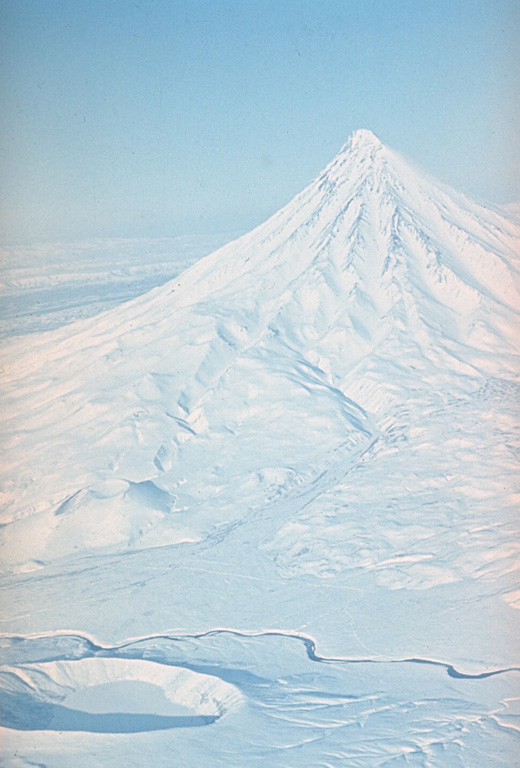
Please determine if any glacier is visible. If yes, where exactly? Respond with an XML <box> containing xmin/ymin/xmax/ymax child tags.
<box><xmin>1</xmin><ymin>129</ymin><xmax>519</xmax><ymax>766</ymax></box>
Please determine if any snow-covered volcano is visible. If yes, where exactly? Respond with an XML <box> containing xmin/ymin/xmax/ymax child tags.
<box><xmin>1</xmin><ymin>131</ymin><xmax>520</xmax><ymax>766</ymax></box>
<box><xmin>2</xmin><ymin>129</ymin><xmax>518</xmax><ymax>567</ymax></box>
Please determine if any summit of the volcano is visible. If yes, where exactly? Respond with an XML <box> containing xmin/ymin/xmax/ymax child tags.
<box><xmin>343</xmin><ymin>127</ymin><xmax>384</xmax><ymax>150</ymax></box>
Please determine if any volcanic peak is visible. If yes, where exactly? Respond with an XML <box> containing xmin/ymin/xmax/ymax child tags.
<box><xmin>320</xmin><ymin>128</ymin><xmax>396</xmax><ymax>190</ymax></box>
<box><xmin>346</xmin><ymin>128</ymin><xmax>383</xmax><ymax>150</ymax></box>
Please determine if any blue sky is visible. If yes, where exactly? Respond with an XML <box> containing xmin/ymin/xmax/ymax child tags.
<box><xmin>1</xmin><ymin>0</ymin><xmax>518</xmax><ymax>244</ymax></box>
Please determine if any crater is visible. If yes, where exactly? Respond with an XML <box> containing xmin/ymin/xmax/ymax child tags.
<box><xmin>1</xmin><ymin>657</ymin><xmax>242</xmax><ymax>733</ymax></box>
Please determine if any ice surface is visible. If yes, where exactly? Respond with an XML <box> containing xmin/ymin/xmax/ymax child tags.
<box><xmin>1</xmin><ymin>131</ymin><xmax>519</xmax><ymax>766</ymax></box>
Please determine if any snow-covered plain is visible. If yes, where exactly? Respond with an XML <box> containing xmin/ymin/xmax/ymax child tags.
<box><xmin>0</xmin><ymin>233</ymin><xmax>236</xmax><ymax>337</ymax></box>
<box><xmin>1</xmin><ymin>130</ymin><xmax>519</xmax><ymax>766</ymax></box>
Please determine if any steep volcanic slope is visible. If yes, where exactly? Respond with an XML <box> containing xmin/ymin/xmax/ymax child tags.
<box><xmin>1</xmin><ymin>130</ymin><xmax>520</xmax><ymax>766</ymax></box>
<box><xmin>1</xmin><ymin>130</ymin><xmax>518</xmax><ymax>568</ymax></box>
